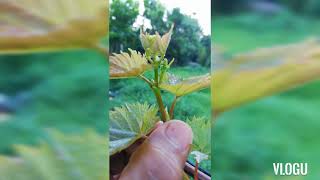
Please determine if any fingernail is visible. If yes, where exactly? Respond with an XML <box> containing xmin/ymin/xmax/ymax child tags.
<box><xmin>165</xmin><ymin>121</ymin><xmax>192</xmax><ymax>153</ymax></box>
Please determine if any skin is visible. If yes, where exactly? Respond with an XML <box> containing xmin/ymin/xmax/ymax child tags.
<box><xmin>111</xmin><ymin>120</ymin><xmax>193</xmax><ymax>180</ymax></box>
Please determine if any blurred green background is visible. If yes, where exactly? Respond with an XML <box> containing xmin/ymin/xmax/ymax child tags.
<box><xmin>213</xmin><ymin>0</ymin><xmax>320</xmax><ymax>179</ymax></box>
<box><xmin>0</xmin><ymin>51</ymin><xmax>108</xmax><ymax>155</ymax></box>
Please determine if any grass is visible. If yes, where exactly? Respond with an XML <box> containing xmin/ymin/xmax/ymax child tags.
<box><xmin>212</xmin><ymin>13</ymin><xmax>320</xmax><ymax>179</ymax></box>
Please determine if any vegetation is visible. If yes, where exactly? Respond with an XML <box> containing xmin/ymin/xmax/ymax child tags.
<box><xmin>0</xmin><ymin>0</ymin><xmax>108</xmax><ymax>179</ymax></box>
<box><xmin>0</xmin><ymin>52</ymin><xmax>107</xmax><ymax>154</ymax></box>
<box><xmin>110</xmin><ymin>67</ymin><xmax>210</xmax><ymax>120</ymax></box>
<box><xmin>213</xmin><ymin>10</ymin><xmax>320</xmax><ymax>180</ymax></box>
<box><xmin>109</xmin><ymin>0</ymin><xmax>212</xmax><ymax>175</ymax></box>
<box><xmin>213</xmin><ymin>0</ymin><xmax>320</xmax><ymax>17</ymax></box>
<box><xmin>213</xmin><ymin>13</ymin><xmax>320</xmax><ymax>54</ymax></box>
<box><xmin>109</xmin><ymin>25</ymin><xmax>211</xmax><ymax>179</ymax></box>
<box><xmin>110</xmin><ymin>0</ymin><xmax>140</xmax><ymax>53</ymax></box>
<box><xmin>110</xmin><ymin>0</ymin><xmax>210</xmax><ymax>66</ymax></box>
<box><xmin>1</xmin><ymin>0</ymin><xmax>211</xmax><ymax>179</ymax></box>
<box><xmin>0</xmin><ymin>130</ymin><xmax>108</xmax><ymax>180</ymax></box>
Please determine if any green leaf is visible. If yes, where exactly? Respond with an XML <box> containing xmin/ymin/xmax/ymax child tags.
<box><xmin>187</xmin><ymin>117</ymin><xmax>211</xmax><ymax>156</ymax></box>
<box><xmin>0</xmin><ymin>0</ymin><xmax>108</xmax><ymax>54</ymax></box>
<box><xmin>213</xmin><ymin>39</ymin><xmax>320</xmax><ymax>114</ymax></box>
<box><xmin>110</xmin><ymin>103</ymin><xmax>159</xmax><ymax>155</ymax></box>
<box><xmin>0</xmin><ymin>130</ymin><xmax>108</xmax><ymax>180</ymax></box>
<box><xmin>160</xmin><ymin>73</ymin><xmax>211</xmax><ymax>97</ymax></box>
<box><xmin>110</xmin><ymin>49</ymin><xmax>152</xmax><ymax>79</ymax></box>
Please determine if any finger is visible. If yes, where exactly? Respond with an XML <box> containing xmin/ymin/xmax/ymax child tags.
<box><xmin>119</xmin><ymin>120</ymin><xmax>193</xmax><ymax>180</ymax></box>
<box><xmin>124</xmin><ymin>121</ymin><xmax>164</xmax><ymax>155</ymax></box>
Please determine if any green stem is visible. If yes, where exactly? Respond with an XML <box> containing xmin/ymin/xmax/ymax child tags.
<box><xmin>139</xmin><ymin>75</ymin><xmax>153</xmax><ymax>87</ymax></box>
<box><xmin>169</xmin><ymin>96</ymin><xmax>179</xmax><ymax>119</ymax></box>
<box><xmin>152</xmin><ymin>87</ymin><xmax>167</xmax><ymax>122</ymax></box>
<box><xmin>154</xmin><ymin>67</ymin><xmax>159</xmax><ymax>87</ymax></box>
<box><xmin>153</xmin><ymin>58</ymin><xmax>167</xmax><ymax>121</ymax></box>
<box><xmin>139</xmin><ymin>75</ymin><xmax>167</xmax><ymax>122</ymax></box>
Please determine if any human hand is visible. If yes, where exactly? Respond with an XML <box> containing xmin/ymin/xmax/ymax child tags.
<box><xmin>110</xmin><ymin>120</ymin><xmax>193</xmax><ymax>180</ymax></box>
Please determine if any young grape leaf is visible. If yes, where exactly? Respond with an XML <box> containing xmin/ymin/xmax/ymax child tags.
<box><xmin>110</xmin><ymin>49</ymin><xmax>152</xmax><ymax>79</ymax></box>
<box><xmin>213</xmin><ymin>39</ymin><xmax>320</xmax><ymax>114</ymax></box>
<box><xmin>187</xmin><ymin>117</ymin><xmax>211</xmax><ymax>156</ymax></box>
<box><xmin>140</xmin><ymin>25</ymin><xmax>174</xmax><ymax>55</ymax></box>
<box><xmin>0</xmin><ymin>130</ymin><xmax>108</xmax><ymax>180</ymax></box>
<box><xmin>160</xmin><ymin>73</ymin><xmax>211</xmax><ymax>97</ymax></box>
<box><xmin>110</xmin><ymin>103</ymin><xmax>159</xmax><ymax>155</ymax></box>
<box><xmin>0</xmin><ymin>0</ymin><xmax>108</xmax><ymax>54</ymax></box>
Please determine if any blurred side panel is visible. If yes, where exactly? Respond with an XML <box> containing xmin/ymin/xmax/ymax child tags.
<box><xmin>212</xmin><ymin>0</ymin><xmax>320</xmax><ymax>179</ymax></box>
<box><xmin>0</xmin><ymin>0</ymin><xmax>109</xmax><ymax>179</ymax></box>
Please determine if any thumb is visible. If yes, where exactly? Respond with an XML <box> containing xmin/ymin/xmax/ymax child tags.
<box><xmin>119</xmin><ymin>120</ymin><xmax>193</xmax><ymax>180</ymax></box>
